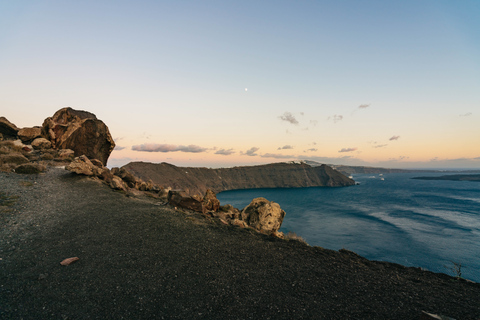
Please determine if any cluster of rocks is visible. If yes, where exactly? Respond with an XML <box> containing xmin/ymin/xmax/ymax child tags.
<box><xmin>1</xmin><ymin>107</ymin><xmax>287</xmax><ymax>236</ymax></box>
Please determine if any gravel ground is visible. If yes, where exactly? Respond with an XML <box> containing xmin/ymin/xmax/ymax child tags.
<box><xmin>1</xmin><ymin>168</ymin><xmax>479</xmax><ymax>319</ymax></box>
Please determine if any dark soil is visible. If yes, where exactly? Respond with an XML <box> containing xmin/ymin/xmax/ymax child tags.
<box><xmin>1</xmin><ymin>168</ymin><xmax>479</xmax><ymax>319</ymax></box>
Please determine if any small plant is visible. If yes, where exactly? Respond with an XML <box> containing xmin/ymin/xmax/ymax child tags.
<box><xmin>444</xmin><ymin>260</ymin><xmax>465</xmax><ymax>279</ymax></box>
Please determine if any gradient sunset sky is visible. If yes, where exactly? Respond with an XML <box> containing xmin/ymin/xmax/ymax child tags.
<box><xmin>1</xmin><ymin>1</ymin><xmax>479</xmax><ymax>169</ymax></box>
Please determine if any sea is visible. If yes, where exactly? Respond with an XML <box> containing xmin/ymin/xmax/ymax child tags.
<box><xmin>217</xmin><ymin>172</ymin><xmax>480</xmax><ymax>283</ymax></box>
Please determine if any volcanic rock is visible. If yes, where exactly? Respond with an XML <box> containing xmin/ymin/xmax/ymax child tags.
<box><xmin>15</xmin><ymin>163</ymin><xmax>47</xmax><ymax>174</ymax></box>
<box><xmin>203</xmin><ymin>189</ymin><xmax>220</xmax><ymax>212</ymax></box>
<box><xmin>241</xmin><ymin>197</ymin><xmax>286</xmax><ymax>234</ymax></box>
<box><xmin>110</xmin><ymin>176</ymin><xmax>127</xmax><ymax>191</ymax></box>
<box><xmin>31</xmin><ymin>138</ymin><xmax>52</xmax><ymax>150</ymax></box>
<box><xmin>55</xmin><ymin>149</ymin><xmax>75</xmax><ymax>161</ymax></box>
<box><xmin>0</xmin><ymin>117</ymin><xmax>19</xmax><ymax>138</ymax></box>
<box><xmin>42</xmin><ymin>107</ymin><xmax>115</xmax><ymax>165</ymax></box>
<box><xmin>17</xmin><ymin>127</ymin><xmax>42</xmax><ymax>143</ymax></box>
<box><xmin>65</xmin><ymin>155</ymin><xmax>96</xmax><ymax>176</ymax></box>
<box><xmin>167</xmin><ymin>190</ymin><xmax>204</xmax><ymax>213</ymax></box>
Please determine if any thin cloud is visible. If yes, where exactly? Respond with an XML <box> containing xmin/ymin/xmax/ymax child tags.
<box><xmin>310</xmin><ymin>120</ymin><xmax>318</xmax><ymax>127</ymax></box>
<box><xmin>389</xmin><ymin>135</ymin><xmax>400</xmax><ymax>141</ymax></box>
<box><xmin>132</xmin><ymin>143</ymin><xmax>208</xmax><ymax>153</ymax></box>
<box><xmin>279</xmin><ymin>112</ymin><xmax>299</xmax><ymax>125</ymax></box>
<box><xmin>328</xmin><ymin>115</ymin><xmax>343</xmax><ymax>123</ymax></box>
<box><xmin>242</xmin><ymin>147</ymin><xmax>259</xmax><ymax>156</ymax></box>
<box><xmin>215</xmin><ymin>148</ymin><xmax>235</xmax><ymax>156</ymax></box>
<box><xmin>277</xmin><ymin>145</ymin><xmax>293</xmax><ymax>150</ymax></box>
<box><xmin>338</xmin><ymin>147</ymin><xmax>358</xmax><ymax>153</ymax></box>
<box><xmin>114</xmin><ymin>146</ymin><xmax>126</xmax><ymax>151</ymax></box>
<box><xmin>460</xmin><ymin>112</ymin><xmax>472</xmax><ymax>117</ymax></box>
<box><xmin>261</xmin><ymin>153</ymin><xmax>296</xmax><ymax>159</ymax></box>
<box><xmin>373</xmin><ymin>144</ymin><xmax>388</xmax><ymax>148</ymax></box>
<box><xmin>358</xmin><ymin>104</ymin><xmax>370</xmax><ymax>109</ymax></box>
<box><xmin>304</xmin><ymin>148</ymin><xmax>318</xmax><ymax>152</ymax></box>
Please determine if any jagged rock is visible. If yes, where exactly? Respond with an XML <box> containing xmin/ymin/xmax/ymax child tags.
<box><xmin>0</xmin><ymin>153</ymin><xmax>30</xmax><ymax>165</ymax></box>
<box><xmin>241</xmin><ymin>197</ymin><xmax>286</xmax><ymax>234</ymax></box>
<box><xmin>56</xmin><ymin>149</ymin><xmax>75</xmax><ymax>161</ymax></box>
<box><xmin>110</xmin><ymin>175</ymin><xmax>127</xmax><ymax>191</ymax></box>
<box><xmin>42</xmin><ymin>107</ymin><xmax>115</xmax><ymax>166</ymax></box>
<box><xmin>168</xmin><ymin>190</ymin><xmax>204</xmax><ymax>213</ymax></box>
<box><xmin>31</xmin><ymin>138</ymin><xmax>52</xmax><ymax>150</ymax></box>
<box><xmin>0</xmin><ymin>117</ymin><xmax>19</xmax><ymax>138</ymax></box>
<box><xmin>65</xmin><ymin>155</ymin><xmax>95</xmax><ymax>176</ymax></box>
<box><xmin>18</xmin><ymin>127</ymin><xmax>42</xmax><ymax>143</ymax></box>
<box><xmin>219</xmin><ymin>204</ymin><xmax>241</xmax><ymax>220</ymax></box>
<box><xmin>15</xmin><ymin>163</ymin><xmax>47</xmax><ymax>174</ymax></box>
<box><xmin>231</xmin><ymin>219</ymin><xmax>248</xmax><ymax>228</ymax></box>
<box><xmin>203</xmin><ymin>189</ymin><xmax>220</xmax><ymax>212</ymax></box>
<box><xmin>114</xmin><ymin>167</ymin><xmax>138</xmax><ymax>188</ymax></box>
<box><xmin>90</xmin><ymin>159</ymin><xmax>104</xmax><ymax>168</ymax></box>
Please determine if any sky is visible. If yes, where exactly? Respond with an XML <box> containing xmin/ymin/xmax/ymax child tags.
<box><xmin>1</xmin><ymin>0</ymin><xmax>479</xmax><ymax>169</ymax></box>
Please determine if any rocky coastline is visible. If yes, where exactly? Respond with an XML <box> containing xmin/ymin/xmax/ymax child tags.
<box><xmin>2</xmin><ymin>108</ymin><xmax>480</xmax><ymax>319</ymax></box>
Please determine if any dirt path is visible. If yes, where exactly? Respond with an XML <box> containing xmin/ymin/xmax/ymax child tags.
<box><xmin>1</xmin><ymin>168</ymin><xmax>479</xmax><ymax>319</ymax></box>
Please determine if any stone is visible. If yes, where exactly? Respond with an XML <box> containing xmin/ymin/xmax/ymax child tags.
<box><xmin>0</xmin><ymin>153</ymin><xmax>30</xmax><ymax>165</ymax></box>
<box><xmin>42</xmin><ymin>107</ymin><xmax>115</xmax><ymax>166</ymax></box>
<box><xmin>168</xmin><ymin>190</ymin><xmax>204</xmax><ymax>213</ymax></box>
<box><xmin>241</xmin><ymin>197</ymin><xmax>286</xmax><ymax>234</ymax></box>
<box><xmin>203</xmin><ymin>189</ymin><xmax>220</xmax><ymax>212</ymax></box>
<box><xmin>114</xmin><ymin>168</ymin><xmax>138</xmax><ymax>188</ymax></box>
<box><xmin>65</xmin><ymin>155</ymin><xmax>95</xmax><ymax>176</ymax></box>
<box><xmin>90</xmin><ymin>159</ymin><xmax>104</xmax><ymax>168</ymax></box>
<box><xmin>110</xmin><ymin>175</ymin><xmax>127</xmax><ymax>191</ymax></box>
<box><xmin>56</xmin><ymin>149</ymin><xmax>75</xmax><ymax>161</ymax></box>
<box><xmin>15</xmin><ymin>163</ymin><xmax>47</xmax><ymax>174</ymax></box>
<box><xmin>219</xmin><ymin>204</ymin><xmax>241</xmax><ymax>220</ymax></box>
<box><xmin>0</xmin><ymin>133</ymin><xmax>3</xmax><ymax>141</ymax></box>
<box><xmin>0</xmin><ymin>117</ymin><xmax>19</xmax><ymax>138</ymax></box>
<box><xmin>31</xmin><ymin>138</ymin><xmax>52</xmax><ymax>150</ymax></box>
<box><xmin>231</xmin><ymin>219</ymin><xmax>248</xmax><ymax>228</ymax></box>
<box><xmin>17</xmin><ymin>127</ymin><xmax>42</xmax><ymax>143</ymax></box>
<box><xmin>420</xmin><ymin>311</ymin><xmax>456</xmax><ymax>320</ymax></box>
<box><xmin>60</xmin><ymin>257</ymin><xmax>80</xmax><ymax>266</ymax></box>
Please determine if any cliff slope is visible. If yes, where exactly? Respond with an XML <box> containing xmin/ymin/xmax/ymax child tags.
<box><xmin>123</xmin><ymin>162</ymin><xmax>355</xmax><ymax>196</ymax></box>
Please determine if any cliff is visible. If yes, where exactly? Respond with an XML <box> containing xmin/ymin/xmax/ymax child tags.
<box><xmin>123</xmin><ymin>161</ymin><xmax>355</xmax><ymax>196</ymax></box>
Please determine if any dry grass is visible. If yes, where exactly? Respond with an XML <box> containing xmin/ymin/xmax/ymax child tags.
<box><xmin>284</xmin><ymin>231</ymin><xmax>309</xmax><ymax>245</ymax></box>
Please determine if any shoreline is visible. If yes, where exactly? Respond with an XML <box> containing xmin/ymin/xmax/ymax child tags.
<box><xmin>1</xmin><ymin>168</ymin><xmax>479</xmax><ymax>319</ymax></box>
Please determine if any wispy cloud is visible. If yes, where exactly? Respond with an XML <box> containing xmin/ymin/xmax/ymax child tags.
<box><xmin>389</xmin><ymin>135</ymin><xmax>400</xmax><ymax>141</ymax></box>
<box><xmin>215</xmin><ymin>148</ymin><xmax>235</xmax><ymax>156</ymax></box>
<box><xmin>277</xmin><ymin>145</ymin><xmax>293</xmax><ymax>150</ymax></box>
<box><xmin>242</xmin><ymin>147</ymin><xmax>259</xmax><ymax>156</ymax></box>
<box><xmin>114</xmin><ymin>145</ymin><xmax>126</xmax><ymax>151</ymax></box>
<box><xmin>304</xmin><ymin>148</ymin><xmax>318</xmax><ymax>152</ymax></box>
<box><xmin>261</xmin><ymin>153</ymin><xmax>295</xmax><ymax>159</ymax></box>
<box><xmin>358</xmin><ymin>104</ymin><xmax>370</xmax><ymax>109</ymax></box>
<box><xmin>328</xmin><ymin>114</ymin><xmax>343</xmax><ymax>123</ymax></box>
<box><xmin>279</xmin><ymin>112</ymin><xmax>299</xmax><ymax>125</ymax></box>
<box><xmin>132</xmin><ymin>144</ymin><xmax>208</xmax><ymax>153</ymax></box>
<box><xmin>310</xmin><ymin>120</ymin><xmax>318</xmax><ymax>127</ymax></box>
<box><xmin>460</xmin><ymin>112</ymin><xmax>472</xmax><ymax>117</ymax></box>
<box><xmin>339</xmin><ymin>147</ymin><xmax>358</xmax><ymax>153</ymax></box>
<box><xmin>373</xmin><ymin>144</ymin><xmax>388</xmax><ymax>148</ymax></box>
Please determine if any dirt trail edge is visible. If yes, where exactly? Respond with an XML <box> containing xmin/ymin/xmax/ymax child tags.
<box><xmin>1</xmin><ymin>168</ymin><xmax>479</xmax><ymax>320</ymax></box>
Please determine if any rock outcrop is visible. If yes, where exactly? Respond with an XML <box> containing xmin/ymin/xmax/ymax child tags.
<box><xmin>123</xmin><ymin>161</ymin><xmax>356</xmax><ymax>197</ymax></box>
<box><xmin>241</xmin><ymin>197</ymin><xmax>286</xmax><ymax>234</ymax></box>
<box><xmin>42</xmin><ymin>107</ymin><xmax>115</xmax><ymax>166</ymax></box>
<box><xmin>17</xmin><ymin>127</ymin><xmax>42</xmax><ymax>143</ymax></box>
<box><xmin>0</xmin><ymin>117</ymin><xmax>19</xmax><ymax>138</ymax></box>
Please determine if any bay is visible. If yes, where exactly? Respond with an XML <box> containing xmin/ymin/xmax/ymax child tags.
<box><xmin>217</xmin><ymin>172</ymin><xmax>480</xmax><ymax>282</ymax></box>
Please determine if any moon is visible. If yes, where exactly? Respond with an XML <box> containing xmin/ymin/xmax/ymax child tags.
<box><xmin>245</xmin><ymin>88</ymin><xmax>248</xmax><ymax>92</ymax></box>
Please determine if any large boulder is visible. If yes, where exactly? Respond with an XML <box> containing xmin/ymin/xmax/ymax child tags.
<box><xmin>42</xmin><ymin>107</ymin><xmax>115</xmax><ymax>166</ymax></box>
<box><xmin>241</xmin><ymin>197</ymin><xmax>286</xmax><ymax>234</ymax></box>
<box><xmin>18</xmin><ymin>127</ymin><xmax>42</xmax><ymax>143</ymax></box>
<box><xmin>168</xmin><ymin>190</ymin><xmax>204</xmax><ymax>213</ymax></box>
<box><xmin>31</xmin><ymin>138</ymin><xmax>52</xmax><ymax>150</ymax></box>
<box><xmin>0</xmin><ymin>117</ymin><xmax>19</xmax><ymax>138</ymax></box>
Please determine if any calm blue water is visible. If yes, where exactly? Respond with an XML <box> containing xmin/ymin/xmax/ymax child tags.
<box><xmin>217</xmin><ymin>173</ymin><xmax>480</xmax><ymax>282</ymax></box>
